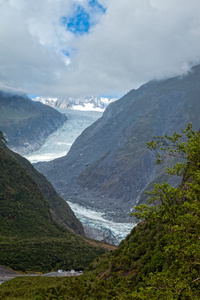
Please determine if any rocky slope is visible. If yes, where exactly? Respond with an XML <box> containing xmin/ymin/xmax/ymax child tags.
<box><xmin>0</xmin><ymin>92</ymin><xmax>67</xmax><ymax>154</ymax></box>
<box><xmin>35</xmin><ymin>65</ymin><xmax>200</xmax><ymax>222</ymax></box>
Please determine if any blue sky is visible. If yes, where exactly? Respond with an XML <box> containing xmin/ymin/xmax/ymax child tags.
<box><xmin>0</xmin><ymin>0</ymin><xmax>200</xmax><ymax>98</ymax></box>
<box><xmin>61</xmin><ymin>1</ymin><xmax>106</xmax><ymax>36</ymax></box>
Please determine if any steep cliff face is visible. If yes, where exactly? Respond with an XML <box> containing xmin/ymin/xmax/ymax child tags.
<box><xmin>35</xmin><ymin>65</ymin><xmax>200</xmax><ymax>222</ymax></box>
<box><xmin>0</xmin><ymin>92</ymin><xmax>67</xmax><ymax>154</ymax></box>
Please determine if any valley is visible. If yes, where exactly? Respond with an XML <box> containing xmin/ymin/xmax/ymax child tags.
<box><xmin>1</xmin><ymin>2</ymin><xmax>200</xmax><ymax>298</ymax></box>
<box><xmin>34</xmin><ymin>65</ymin><xmax>200</xmax><ymax>232</ymax></box>
<box><xmin>0</xmin><ymin>67</ymin><xmax>200</xmax><ymax>299</ymax></box>
<box><xmin>24</xmin><ymin>109</ymin><xmax>134</xmax><ymax>244</ymax></box>
<box><xmin>15</xmin><ymin>65</ymin><xmax>200</xmax><ymax>246</ymax></box>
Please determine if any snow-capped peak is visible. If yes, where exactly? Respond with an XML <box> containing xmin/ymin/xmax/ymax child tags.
<box><xmin>32</xmin><ymin>96</ymin><xmax>117</xmax><ymax>112</ymax></box>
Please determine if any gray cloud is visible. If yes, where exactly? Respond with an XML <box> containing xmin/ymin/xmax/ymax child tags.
<box><xmin>1</xmin><ymin>0</ymin><xmax>200</xmax><ymax>97</ymax></box>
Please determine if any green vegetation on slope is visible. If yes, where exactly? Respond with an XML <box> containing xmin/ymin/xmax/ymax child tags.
<box><xmin>0</xmin><ymin>139</ymin><xmax>84</xmax><ymax>236</ymax></box>
<box><xmin>0</xmin><ymin>142</ymin><xmax>106</xmax><ymax>272</ymax></box>
<box><xmin>1</xmin><ymin>123</ymin><xmax>199</xmax><ymax>299</ymax></box>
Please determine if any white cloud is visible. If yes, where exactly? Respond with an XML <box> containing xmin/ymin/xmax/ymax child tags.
<box><xmin>0</xmin><ymin>0</ymin><xmax>71</xmax><ymax>93</ymax></box>
<box><xmin>0</xmin><ymin>0</ymin><xmax>200</xmax><ymax>98</ymax></box>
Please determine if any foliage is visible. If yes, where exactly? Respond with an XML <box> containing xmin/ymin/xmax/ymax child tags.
<box><xmin>0</xmin><ymin>238</ymin><xmax>106</xmax><ymax>273</ymax></box>
<box><xmin>130</xmin><ymin>123</ymin><xmax>200</xmax><ymax>299</ymax></box>
<box><xmin>0</xmin><ymin>138</ymin><xmax>84</xmax><ymax>236</ymax></box>
<box><xmin>0</xmin><ymin>145</ymin><xmax>106</xmax><ymax>273</ymax></box>
<box><xmin>1</xmin><ymin>123</ymin><xmax>200</xmax><ymax>299</ymax></box>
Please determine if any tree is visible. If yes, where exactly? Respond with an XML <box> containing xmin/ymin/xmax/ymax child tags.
<box><xmin>0</xmin><ymin>130</ymin><xmax>6</xmax><ymax>144</ymax></box>
<box><xmin>130</xmin><ymin>123</ymin><xmax>200</xmax><ymax>299</ymax></box>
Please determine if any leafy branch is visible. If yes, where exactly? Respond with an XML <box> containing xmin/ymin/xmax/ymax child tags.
<box><xmin>130</xmin><ymin>123</ymin><xmax>200</xmax><ymax>299</ymax></box>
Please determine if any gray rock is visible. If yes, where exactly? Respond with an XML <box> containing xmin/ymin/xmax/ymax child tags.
<box><xmin>84</xmin><ymin>225</ymin><xmax>119</xmax><ymax>245</ymax></box>
<box><xmin>34</xmin><ymin>65</ymin><xmax>200</xmax><ymax>222</ymax></box>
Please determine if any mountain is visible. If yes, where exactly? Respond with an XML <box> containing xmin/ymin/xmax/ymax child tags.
<box><xmin>0</xmin><ymin>139</ymin><xmax>106</xmax><ymax>272</ymax></box>
<box><xmin>33</xmin><ymin>95</ymin><xmax>117</xmax><ymax>111</ymax></box>
<box><xmin>1</xmin><ymin>125</ymin><xmax>200</xmax><ymax>299</ymax></box>
<box><xmin>0</xmin><ymin>92</ymin><xmax>67</xmax><ymax>154</ymax></box>
<box><xmin>34</xmin><ymin>65</ymin><xmax>200</xmax><ymax>223</ymax></box>
<box><xmin>0</xmin><ymin>139</ymin><xmax>84</xmax><ymax>236</ymax></box>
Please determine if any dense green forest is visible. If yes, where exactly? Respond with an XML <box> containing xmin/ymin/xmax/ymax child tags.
<box><xmin>0</xmin><ymin>137</ymin><xmax>85</xmax><ymax>236</ymax></box>
<box><xmin>0</xmin><ymin>135</ymin><xmax>106</xmax><ymax>272</ymax></box>
<box><xmin>0</xmin><ymin>123</ymin><xmax>199</xmax><ymax>299</ymax></box>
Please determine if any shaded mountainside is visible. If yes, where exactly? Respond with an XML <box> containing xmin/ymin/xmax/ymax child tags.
<box><xmin>35</xmin><ymin>65</ymin><xmax>200</xmax><ymax>222</ymax></box>
<box><xmin>1</xmin><ymin>125</ymin><xmax>200</xmax><ymax>299</ymax></box>
<box><xmin>0</xmin><ymin>141</ymin><xmax>106</xmax><ymax>272</ymax></box>
<box><xmin>0</xmin><ymin>140</ymin><xmax>84</xmax><ymax>236</ymax></box>
<box><xmin>0</xmin><ymin>92</ymin><xmax>67</xmax><ymax>154</ymax></box>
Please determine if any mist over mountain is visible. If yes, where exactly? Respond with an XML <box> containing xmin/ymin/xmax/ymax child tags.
<box><xmin>0</xmin><ymin>92</ymin><xmax>67</xmax><ymax>155</ymax></box>
<box><xmin>35</xmin><ymin>65</ymin><xmax>200</xmax><ymax>223</ymax></box>
<box><xmin>33</xmin><ymin>96</ymin><xmax>117</xmax><ymax>111</ymax></box>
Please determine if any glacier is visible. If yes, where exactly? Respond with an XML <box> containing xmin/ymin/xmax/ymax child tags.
<box><xmin>25</xmin><ymin>109</ymin><xmax>102</xmax><ymax>163</ymax></box>
<box><xmin>25</xmin><ymin>108</ymin><xmax>134</xmax><ymax>244</ymax></box>
<box><xmin>68</xmin><ymin>201</ymin><xmax>135</xmax><ymax>244</ymax></box>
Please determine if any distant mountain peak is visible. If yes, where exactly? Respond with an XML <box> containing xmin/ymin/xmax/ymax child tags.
<box><xmin>32</xmin><ymin>96</ymin><xmax>117</xmax><ymax>112</ymax></box>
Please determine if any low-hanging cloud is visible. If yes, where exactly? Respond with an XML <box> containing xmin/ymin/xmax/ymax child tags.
<box><xmin>1</xmin><ymin>0</ymin><xmax>200</xmax><ymax>98</ymax></box>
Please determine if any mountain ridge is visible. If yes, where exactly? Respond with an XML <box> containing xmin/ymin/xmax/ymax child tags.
<box><xmin>0</xmin><ymin>139</ymin><xmax>84</xmax><ymax>235</ymax></box>
<box><xmin>32</xmin><ymin>95</ymin><xmax>117</xmax><ymax>111</ymax></box>
<box><xmin>34</xmin><ymin>65</ymin><xmax>200</xmax><ymax>223</ymax></box>
<box><xmin>0</xmin><ymin>139</ymin><xmax>106</xmax><ymax>272</ymax></box>
<box><xmin>0</xmin><ymin>92</ymin><xmax>67</xmax><ymax>154</ymax></box>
